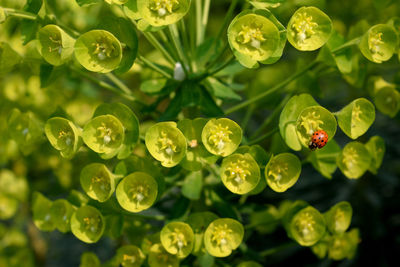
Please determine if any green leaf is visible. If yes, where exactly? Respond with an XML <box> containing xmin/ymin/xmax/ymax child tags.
<box><xmin>104</xmin><ymin>214</ymin><xmax>124</xmax><ymax>239</ymax></box>
<box><xmin>141</xmin><ymin>79</ymin><xmax>168</xmax><ymax>94</ymax></box>
<box><xmin>308</xmin><ymin>139</ymin><xmax>341</xmax><ymax>179</ymax></box>
<box><xmin>21</xmin><ymin>20</ymin><xmax>39</xmax><ymax>45</ymax></box>
<box><xmin>336</xmin><ymin>98</ymin><xmax>375</xmax><ymax>139</ymax></box>
<box><xmin>199</xmin><ymin>86</ymin><xmax>224</xmax><ymax>117</ymax></box>
<box><xmin>24</xmin><ymin>0</ymin><xmax>43</xmax><ymax>13</ymax></box>
<box><xmin>181</xmin><ymin>171</ymin><xmax>203</xmax><ymax>200</ymax></box>
<box><xmin>76</xmin><ymin>0</ymin><xmax>100</xmax><ymax>6</ymax></box>
<box><xmin>279</xmin><ymin>94</ymin><xmax>318</xmax><ymax>151</ymax></box>
<box><xmin>0</xmin><ymin>42</ymin><xmax>21</xmax><ymax>74</ymax></box>
<box><xmin>39</xmin><ymin>64</ymin><xmax>65</xmax><ymax>88</ymax></box>
<box><xmin>249</xmin><ymin>204</ymin><xmax>279</xmax><ymax>234</ymax></box>
<box><xmin>124</xmin><ymin>0</ymin><xmax>142</xmax><ymax>20</ymax></box>
<box><xmin>205</xmin><ymin>77</ymin><xmax>241</xmax><ymax>100</ymax></box>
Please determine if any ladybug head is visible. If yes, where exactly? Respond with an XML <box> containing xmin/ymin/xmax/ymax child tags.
<box><xmin>308</xmin><ymin>141</ymin><xmax>318</xmax><ymax>151</ymax></box>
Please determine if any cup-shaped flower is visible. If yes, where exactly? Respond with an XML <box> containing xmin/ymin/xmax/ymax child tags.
<box><xmin>148</xmin><ymin>243</ymin><xmax>179</xmax><ymax>267</ymax></box>
<box><xmin>160</xmin><ymin>222</ymin><xmax>194</xmax><ymax>258</ymax></box>
<box><xmin>0</xmin><ymin>169</ymin><xmax>29</xmax><ymax>202</ymax></box>
<box><xmin>365</xmin><ymin>136</ymin><xmax>385</xmax><ymax>174</ymax></box>
<box><xmin>45</xmin><ymin>117</ymin><xmax>82</xmax><ymax>159</ymax></box>
<box><xmin>80</xmin><ymin>163</ymin><xmax>116</xmax><ymax>202</ymax></box>
<box><xmin>311</xmin><ymin>239</ymin><xmax>329</xmax><ymax>259</ymax></box>
<box><xmin>373</xmin><ymin>86</ymin><xmax>400</xmax><ymax>118</ymax></box>
<box><xmin>265</xmin><ymin>153</ymin><xmax>301</xmax><ymax>192</ymax></box>
<box><xmin>220</xmin><ymin>153</ymin><xmax>260</xmax><ymax>195</ymax></box>
<box><xmin>202</xmin><ymin>118</ymin><xmax>242</xmax><ymax>157</ymax></box>
<box><xmin>116</xmin><ymin>245</ymin><xmax>146</xmax><ymax>267</ymax></box>
<box><xmin>324</xmin><ymin>201</ymin><xmax>352</xmax><ymax>235</ymax></box>
<box><xmin>228</xmin><ymin>12</ymin><xmax>280</xmax><ymax>64</ymax></box>
<box><xmin>145</xmin><ymin>122</ymin><xmax>187</xmax><ymax>167</ymax></box>
<box><xmin>337</xmin><ymin>142</ymin><xmax>371</xmax><ymax>179</ymax></box>
<box><xmin>296</xmin><ymin>106</ymin><xmax>337</xmax><ymax>148</ymax></box>
<box><xmin>32</xmin><ymin>192</ymin><xmax>55</xmax><ymax>231</ymax></box>
<box><xmin>80</xmin><ymin>252</ymin><xmax>101</xmax><ymax>267</ymax></box>
<box><xmin>82</xmin><ymin>115</ymin><xmax>125</xmax><ymax>154</ymax></box>
<box><xmin>287</xmin><ymin>6</ymin><xmax>332</xmax><ymax>51</ymax></box>
<box><xmin>0</xmin><ymin>193</ymin><xmax>18</xmax><ymax>220</ymax></box>
<box><xmin>335</xmin><ymin>98</ymin><xmax>375</xmax><ymax>140</ymax></box>
<box><xmin>289</xmin><ymin>206</ymin><xmax>326</xmax><ymax>246</ymax></box>
<box><xmin>116</xmin><ymin>172</ymin><xmax>158</xmax><ymax>212</ymax></box>
<box><xmin>328</xmin><ymin>232</ymin><xmax>355</xmax><ymax>260</ymax></box>
<box><xmin>137</xmin><ymin>0</ymin><xmax>191</xmax><ymax>26</ymax></box>
<box><xmin>74</xmin><ymin>30</ymin><xmax>122</xmax><ymax>73</ymax></box>
<box><xmin>37</xmin><ymin>25</ymin><xmax>75</xmax><ymax>66</ymax></box>
<box><xmin>50</xmin><ymin>199</ymin><xmax>75</xmax><ymax>233</ymax></box>
<box><xmin>359</xmin><ymin>24</ymin><xmax>398</xmax><ymax>63</ymax></box>
<box><xmin>71</xmin><ymin>205</ymin><xmax>105</xmax><ymax>243</ymax></box>
<box><xmin>204</xmin><ymin>218</ymin><xmax>244</xmax><ymax>257</ymax></box>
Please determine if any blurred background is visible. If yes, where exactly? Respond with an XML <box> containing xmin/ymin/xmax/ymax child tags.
<box><xmin>0</xmin><ymin>0</ymin><xmax>399</xmax><ymax>266</ymax></box>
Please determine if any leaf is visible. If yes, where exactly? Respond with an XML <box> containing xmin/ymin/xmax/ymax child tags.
<box><xmin>140</xmin><ymin>79</ymin><xmax>168</xmax><ymax>94</ymax></box>
<box><xmin>24</xmin><ymin>0</ymin><xmax>43</xmax><ymax>13</ymax></box>
<box><xmin>0</xmin><ymin>42</ymin><xmax>21</xmax><ymax>74</ymax></box>
<box><xmin>199</xmin><ymin>86</ymin><xmax>224</xmax><ymax>117</ymax></box>
<box><xmin>76</xmin><ymin>0</ymin><xmax>100</xmax><ymax>6</ymax></box>
<box><xmin>159</xmin><ymin>89</ymin><xmax>183</xmax><ymax>121</ymax></box>
<box><xmin>181</xmin><ymin>171</ymin><xmax>203</xmax><ymax>200</ymax></box>
<box><xmin>308</xmin><ymin>139</ymin><xmax>341</xmax><ymax>179</ymax></box>
<box><xmin>21</xmin><ymin>20</ymin><xmax>39</xmax><ymax>45</ymax></box>
<box><xmin>205</xmin><ymin>77</ymin><xmax>241</xmax><ymax>100</ymax></box>
<box><xmin>39</xmin><ymin>64</ymin><xmax>65</xmax><ymax>88</ymax></box>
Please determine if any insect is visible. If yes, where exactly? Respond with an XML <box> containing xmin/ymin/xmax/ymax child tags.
<box><xmin>309</xmin><ymin>130</ymin><xmax>328</xmax><ymax>151</ymax></box>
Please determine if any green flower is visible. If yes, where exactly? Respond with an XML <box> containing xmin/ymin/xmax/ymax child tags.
<box><xmin>145</xmin><ymin>122</ymin><xmax>187</xmax><ymax>167</ymax></box>
<box><xmin>80</xmin><ymin>252</ymin><xmax>101</xmax><ymax>267</ymax></box>
<box><xmin>45</xmin><ymin>117</ymin><xmax>82</xmax><ymax>159</ymax></box>
<box><xmin>324</xmin><ymin>201</ymin><xmax>352</xmax><ymax>235</ymax></box>
<box><xmin>337</xmin><ymin>141</ymin><xmax>371</xmax><ymax>179</ymax></box>
<box><xmin>220</xmin><ymin>153</ymin><xmax>260</xmax><ymax>195</ymax></box>
<box><xmin>160</xmin><ymin>222</ymin><xmax>194</xmax><ymax>258</ymax></box>
<box><xmin>137</xmin><ymin>0</ymin><xmax>191</xmax><ymax>26</ymax></box>
<box><xmin>82</xmin><ymin>115</ymin><xmax>125</xmax><ymax>154</ymax></box>
<box><xmin>32</xmin><ymin>192</ymin><xmax>55</xmax><ymax>231</ymax></box>
<box><xmin>287</xmin><ymin>6</ymin><xmax>332</xmax><ymax>51</ymax></box>
<box><xmin>50</xmin><ymin>199</ymin><xmax>75</xmax><ymax>233</ymax></box>
<box><xmin>37</xmin><ymin>24</ymin><xmax>75</xmax><ymax>66</ymax></box>
<box><xmin>116</xmin><ymin>172</ymin><xmax>158</xmax><ymax>212</ymax></box>
<box><xmin>365</xmin><ymin>136</ymin><xmax>385</xmax><ymax>174</ymax></box>
<box><xmin>289</xmin><ymin>206</ymin><xmax>326</xmax><ymax>246</ymax></box>
<box><xmin>71</xmin><ymin>205</ymin><xmax>105</xmax><ymax>243</ymax></box>
<box><xmin>202</xmin><ymin>118</ymin><xmax>242</xmax><ymax>157</ymax></box>
<box><xmin>0</xmin><ymin>193</ymin><xmax>18</xmax><ymax>220</ymax></box>
<box><xmin>359</xmin><ymin>24</ymin><xmax>398</xmax><ymax>63</ymax></box>
<box><xmin>265</xmin><ymin>153</ymin><xmax>301</xmax><ymax>192</ymax></box>
<box><xmin>80</xmin><ymin>163</ymin><xmax>116</xmax><ymax>202</ymax></box>
<box><xmin>74</xmin><ymin>30</ymin><xmax>122</xmax><ymax>73</ymax></box>
<box><xmin>204</xmin><ymin>218</ymin><xmax>244</xmax><ymax>257</ymax></box>
<box><xmin>115</xmin><ymin>245</ymin><xmax>146</xmax><ymax>267</ymax></box>
<box><xmin>148</xmin><ymin>243</ymin><xmax>179</xmax><ymax>267</ymax></box>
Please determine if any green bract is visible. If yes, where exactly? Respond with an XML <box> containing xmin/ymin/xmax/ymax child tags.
<box><xmin>160</xmin><ymin>222</ymin><xmax>194</xmax><ymax>258</ymax></box>
<box><xmin>296</xmin><ymin>106</ymin><xmax>337</xmax><ymax>148</ymax></box>
<box><xmin>32</xmin><ymin>192</ymin><xmax>55</xmax><ymax>231</ymax></box>
<box><xmin>228</xmin><ymin>11</ymin><xmax>280</xmax><ymax>67</ymax></box>
<box><xmin>324</xmin><ymin>201</ymin><xmax>352</xmax><ymax>234</ymax></box>
<box><xmin>289</xmin><ymin>206</ymin><xmax>326</xmax><ymax>246</ymax></box>
<box><xmin>70</xmin><ymin>205</ymin><xmax>105</xmax><ymax>243</ymax></box>
<box><xmin>374</xmin><ymin>86</ymin><xmax>400</xmax><ymax>118</ymax></box>
<box><xmin>148</xmin><ymin>243</ymin><xmax>179</xmax><ymax>267</ymax></box>
<box><xmin>82</xmin><ymin>115</ymin><xmax>125</xmax><ymax>154</ymax></box>
<box><xmin>177</xmin><ymin>118</ymin><xmax>218</xmax><ymax>171</ymax></box>
<box><xmin>220</xmin><ymin>153</ymin><xmax>260</xmax><ymax>195</ymax></box>
<box><xmin>145</xmin><ymin>122</ymin><xmax>187</xmax><ymax>167</ymax></box>
<box><xmin>80</xmin><ymin>163</ymin><xmax>116</xmax><ymax>202</ymax></box>
<box><xmin>359</xmin><ymin>24</ymin><xmax>398</xmax><ymax>63</ymax></box>
<box><xmin>336</xmin><ymin>98</ymin><xmax>375</xmax><ymax>139</ymax></box>
<box><xmin>204</xmin><ymin>218</ymin><xmax>244</xmax><ymax>257</ymax></box>
<box><xmin>116</xmin><ymin>172</ymin><xmax>158</xmax><ymax>212</ymax></box>
<box><xmin>80</xmin><ymin>252</ymin><xmax>101</xmax><ymax>267</ymax></box>
<box><xmin>279</xmin><ymin>94</ymin><xmax>319</xmax><ymax>151</ymax></box>
<box><xmin>50</xmin><ymin>199</ymin><xmax>74</xmax><ymax>233</ymax></box>
<box><xmin>365</xmin><ymin>136</ymin><xmax>385</xmax><ymax>174</ymax></box>
<box><xmin>337</xmin><ymin>141</ymin><xmax>371</xmax><ymax>179</ymax></box>
<box><xmin>115</xmin><ymin>245</ymin><xmax>145</xmax><ymax>267</ymax></box>
<box><xmin>137</xmin><ymin>0</ymin><xmax>191</xmax><ymax>26</ymax></box>
<box><xmin>287</xmin><ymin>6</ymin><xmax>332</xmax><ymax>51</ymax></box>
<box><xmin>74</xmin><ymin>30</ymin><xmax>122</xmax><ymax>73</ymax></box>
<box><xmin>45</xmin><ymin>117</ymin><xmax>82</xmax><ymax>159</ymax></box>
<box><xmin>37</xmin><ymin>25</ymin><xmax>75</xmax><ymax>66</ymax></box>
<box><xmin>265</xmin><ymin>153</ymin><xmax>301</xmax><ymax>192</ymax></box>
<box><xmin>307</xmin><ymin>139</ymin><xmax>341</xmax><ymax>179</ymax></box>
<box><xmin>202</xmin><ymin>118</ymin><xmax>242</xmax><ymax>157</ymax></box>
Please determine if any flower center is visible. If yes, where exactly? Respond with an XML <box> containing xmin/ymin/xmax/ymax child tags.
<box><xmin>208</xmin><ymin>124</ymin><xmax>233</xmax><ymax>152</ymax></box>
<box><xmin>369</xmin><ymin>32</ymin><xmax>384</xmax><ymax>55</ymax></box>
<box><xmin>237</xmin><ymin>23</ymin><xmax>266</xmax><ymax>49</ymax></box>
<box><xmin>83</xmin><ymin>216</ymin><xmax>100</xmax><ymax>233</ymax></box>
<box><xmin>58</xmin><ymin>129</ymin><xmax>73</xmax><ymax>146</ymax></box>
<box><xmin>267</xmin><ymin>161</ymin><xmax>288</xmax><ymax>183</ymax></box>
<box><xmin>299</xmin><ymin>111</ymin><xmax>324</xmax><ymax>136</ymax></box>
<box><xmin>157</xmin><ymin>130</ymin><xmax>178</xmax><ymax>157</ymax></box>
<box><xmin>342</xmin><ymin>147</ymin><xmax>359</xmax><ymax>170</ymax></box>
<box><xmin>211</xmin><ymin>224</ymin><xmax>232</xmax><ymax>248</ymax></box>
<box><xmin>129</xmin><ymin>184</ymin><xmax>149</xmax><ymax>207</ymax></box>
<box><xmin>170</xmin><ymin>228</ymin><xmax>188</xmax><ymax>250</ymax></box>
<box><xmin>291</xmin><ymin>12</ymin><xmax>318</xmax><ymax>43</ymax></box>
<box><xmin>294</xmin><ymin>212</ymin><xmax>316</xmax><ymax>239</ymax></box>
<box><xmin>90</xmin><ymin>174</ymin><xmax>110</xmax><ymax>193</ymax></box>
<box><xmin>225</xmin><ymin>159</ymin><xmax>251</xmax><ymax>186</ymax></box>
<box><xmin>93</xmin><ymin>37</ymin><xmax>117</xmax><ymax>60</ymax></box>
<box><xmin>48</xmin><ymin>34</ymin><xmax>63</xmax><ymax>55</ymax></box>
<box><xmin>96</xmin><ymin>122</ymin><xmax>116</xmax><ymax>145</ymax></box>
<box><xmin>123</xmin><ymin>254</ymin><xmax>136</xmax><ymax>263</ymax></box>
<box><xmin>150</xmin><ymin>0</ymin><xmax>179</xmax><ymax>17</ymax></box>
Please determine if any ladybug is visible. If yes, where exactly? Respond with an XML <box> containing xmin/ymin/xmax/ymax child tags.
<box><xmin>309</xmin><ymin>130</ymin><xmax>328</xmax><ymax>151</ymax></box>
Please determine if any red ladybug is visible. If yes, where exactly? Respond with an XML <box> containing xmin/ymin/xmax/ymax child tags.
<box><xmin>309</xmin><ymin>130</ymin><xmax>328</xmax><ymax>151</ymax></box>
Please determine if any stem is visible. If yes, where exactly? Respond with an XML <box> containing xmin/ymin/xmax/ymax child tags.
<box><xmin>331</xmin><ymin>37</ymin><xmax>361</xmax><ymax>54</ymax></box>
<box><xmin>104</xmin><ymin>73</ymin><xmax>132</xmax><ymax>95</ymax></box>
<box><xmin>225</xmin><ymin>60</ymin><xmax>319</xmax><ymax>114</ymax></box>
<box><xmin>138</xmin><ymin>56</ymin><xmax>173</xmax><ymax>79</ymax></box>
<box><xmin>168</xmin><ymin>24</ymin><xmax>190</xmax><ymax>76</ymax></box>
<box><xmin>202</xmin><ymin>0</ymin><xmax>211</xmax><ymax>41</ymax></box>
<box><xmin>3</xmin><ymin>8</ymin><xmax>37</xmax><ymax>20</ymax></box>
<box><xmin>206</xmin><ymin>55</ymin><xmax>235</xmax><ymax>77</ymax></box>
<box><xmin>259</xmin><ymin>242</ymin><xmax>298</xmax><ymax>257</ymax></box>
<box><xmin>195</xmin><ymin>0</ymin><xmax>203</xmax><ymax>46</ymax></box>
<box><xmin>214</xmin><ymin>0</ymin><xmax>238</xmax><ymax>47</ymax></box>
<box><xmin>245</xmin><ymin>127</ymin><xmax>279</xmax><ymax>146</ymax></box>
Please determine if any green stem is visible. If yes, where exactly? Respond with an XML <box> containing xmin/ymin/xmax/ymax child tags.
<box><xmin>168</xmin><ymin>24</ymin><xmax>190</xmax><ymax>76</ymax></box>
<box><xmin>259</xmin><ymin>242</ymin><xmax>298</xmax><ymax>257</ymax></box>
<box><xmin>138</xmin><ymin>56</ymin><xmax>173</xmax><ymax>79</ymax></box>
<box><xmin>104</xmin><ymin>73</ymin><xmax>132</xmax><ymax>95</ymax></box>
<box><xmin>202</xmin><ymin>0</ymin><xmax>211</xmax><ymax>41</ymax></box>
<box><xmin>225</xmin><ymin>60</ymin><xmax>319</xmax><ymax>114</ymax></box>
<box><xmin>206</xmin><ymin>55</ymin><xmax>235</xmax><ymax>77</ymax></box>
<box><xmin>195</xmin><ymin>0</ymin><xmax>203</xmax><ymax>46</ymax></box>
<box><xmin>245</xmin><ymin>127</ymin><xmax>279</xmax><ymax>146</ymax></box>
<box><xmin>3</xmin><ymin>8</ymin><xmax>37</xmax><ymax>20</ymax></box>
<box><xmin>213</xmin><ymin>0</ymin><xmax>238</xmax><ymax>47</ymax></box>
<box><xmin>331</xmin><ymin>37</ymin><xmax>362</xmax><ymax>54</ymax></box>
